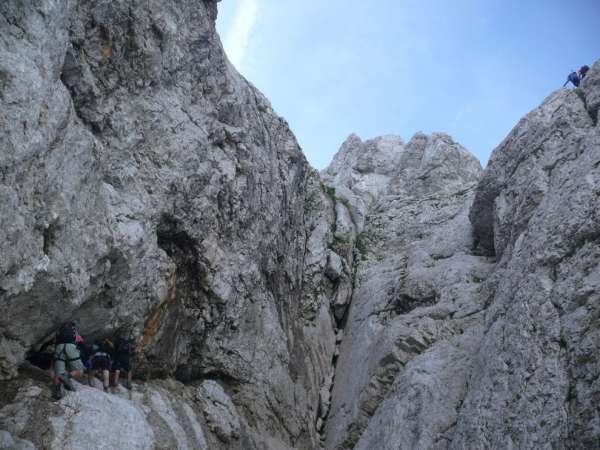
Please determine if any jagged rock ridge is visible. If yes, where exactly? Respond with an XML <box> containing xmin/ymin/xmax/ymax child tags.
<box><xmin>321</xmin><ymin>132</ymin><xmax>494</xmax><ymax>449</ymax></box>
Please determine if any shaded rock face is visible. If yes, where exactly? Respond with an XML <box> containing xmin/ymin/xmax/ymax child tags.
<box><xmin>0</xmin><ymin>0</ymin><xmax>341</xmax><ymax>448</ymax></box>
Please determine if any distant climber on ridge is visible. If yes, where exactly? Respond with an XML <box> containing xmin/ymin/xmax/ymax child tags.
<box><xmin>564</xmin><ymin>65</ymin><xmax>591</xmax><ymax>88</ymax></box>
<box><xmin>564</xmin><ymin>70</ymin><xmax>581</xmax><ymax>87</ymax></box>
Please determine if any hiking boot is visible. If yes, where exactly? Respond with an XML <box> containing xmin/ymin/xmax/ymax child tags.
<box><xmin>125</xmin><ymin>381</ymin><xmax>132</xmax><ymax>390</ymax></box>
<box><xmin>103</xmin><ymin>385</ymin><xmax>109</xmax><ymax>393</ymax></box>
<box><xmin>58</xmin><ymin>374</ymin><xmax>75</xmax><ymax>391</ymax></box>
<box><xmin>52</xmin><ymin>384</ymin><xmax>63</xmax><ymax>400</ymax></box>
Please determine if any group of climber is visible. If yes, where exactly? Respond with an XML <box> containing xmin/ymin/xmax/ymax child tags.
<box><xmin>38</xmin><ymin>322</ymin><xmax>135</xmax><ymax>400</ymax></box>
<box><xmin>564</xmin><ymin>65</ymin><xmax>590</xmax><ymax>87</ymax></box>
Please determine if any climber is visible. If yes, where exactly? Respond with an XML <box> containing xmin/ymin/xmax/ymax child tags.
<box><xmin>579</xmin><ymin>65</ymin><xmax>590</xmax><ymax>80</ymax></box>
<box><xmin>111</xmin><ymin>336</ymin><xmax>134</xmax><ymax>390</ymax></box>
<box><xmin>103</xmin><ymin>337</ymin><xmax>115</xmax><ymax>359</ymax></box>
<box><xmin>52</xmin><ymin>322</ymin><xmax>85</xmax><ymax>400</ymax></box>
<box><xmin>88</xmin><ymin>341</ymin><xmax>112</xmax><ymax>392</ymax></box>
<box><xmin>78</xmin><ymin>339</ymin><xmax>93</xmax><ymax>373</ymax></box>
<box><xmin>564</xmin><ymin>70</ymin><xmax>580</xmax><ymax>87</ymax></box>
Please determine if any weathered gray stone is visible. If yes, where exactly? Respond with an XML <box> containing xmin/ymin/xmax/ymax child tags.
<box><xmin>454</xmin><ymin>61</ymin><xmax>600</xmax><ymax>449</ymax></box>
<box><xmin>338</xmin><ymin>60</ymin><xmax>600</xmax><ymax>450</ymax></box>
<box><xmin>2</xmin><ymin>0</ymin><xmax>600</xmax><ymax>448</ymax></box>
<box><xmin>580</xmin><ymin>60</ymin><xmax>600</xmax><ymax>121</ymax></box>
<box><xmin>197</xmin><ymin>380</ymin><xmax>240</xmax><ymax>443</ymax></box>
<box><xmin>0</xmin><ymin>429</ymin><xmax>36</xmax><ymax>450</ymax></box>
<box><xmin>0</xmin><ymin>1</ymin><xmax>340</xmax><ymax>448</ymax></box>
<box><xmin>0</xmin><ymin>378</ymin><xmax>214</xmax><ymax>450</ymax></box>
<box><xmin>325</xmin><ymin>251</ymin><xmax>344</xmax><ymax>281</ymax></box>
<box><xmin>323</xmin><ymin>132</ymin><xmax>491</xmax><ymax>449</ymax></box>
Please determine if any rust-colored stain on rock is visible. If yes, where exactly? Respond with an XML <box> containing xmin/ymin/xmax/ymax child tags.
<box><xmin>136</xmin><ymin>273</ymin><xmax>177</xmax><ymax>352</ymax></box>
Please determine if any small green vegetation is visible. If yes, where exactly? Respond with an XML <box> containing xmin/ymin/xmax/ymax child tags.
<box><xmin>329</xmin><ymin>237</ymin><xmax>350</xmax><ymax>254</ymax></box>
<box><xmin>321</xmin><ymin>182</ymin><xmax>338</xmax><ymax>234</ymax></box>
<box><xmin>355</xmin><ymin>237</ymin><xmax>369</xmax><ymax>260</ymax></box>
<box><xmin>574</xmin><ymin>87</ymin><xmax>586</xmax><ymax>104</ymax></box>
<box><xmin>321</xmin><ymin>182</ymin><xmax>337</xmax><ymax>202</ymax></box>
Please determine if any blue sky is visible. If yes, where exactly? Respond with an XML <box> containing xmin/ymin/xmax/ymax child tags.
<box><xmin>217</xmin><ymin>0</ymin><xmax>599</xmax><ymax>169</ymax></box>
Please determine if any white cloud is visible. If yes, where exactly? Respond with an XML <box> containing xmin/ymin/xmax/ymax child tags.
<box><xmin>223</xmin><ymin>0</ymin><xmax>260</xmax><ymax>70</ymax></box>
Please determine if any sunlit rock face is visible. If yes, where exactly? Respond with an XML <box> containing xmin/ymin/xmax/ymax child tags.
<box><xmin>1</xmin><ymin>0</ymin><xmax>600</xmax><ymax>448</ymax></box>
<box><xmin>322</xmin><ymin>132</ymin><xmax>493</xmax><ymax>449</ymax></box>
<box><xmin>323</xmin><ymin>63</ymin><xmax>600</xmax><ymax>449</ymax></box>
<box><xmin>454</xmin><ymin>64</ymin><xmax>600</xmax><ymax>450</ymax></box>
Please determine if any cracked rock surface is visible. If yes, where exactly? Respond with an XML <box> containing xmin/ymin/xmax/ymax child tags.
<box><xmin>2</xmin><ymin>0</ymin><xmax>600</xmax><ymax>448</ymax></box>
<box><xmin>322</xmin><ymin>133</ymin><xmax>493</xmax><ymax>449</ymax></box>
<box><xmin>454</xmin><ymin>63</ymin><xmax>600</xmax><ymax>449</ymax></box>
<box><xmin>0</xmin><ymin>1</ymin><xmax>341</xmax><ymax>448</ymax></box>
<box><xmin>323</xmin><ymin>63</ymin><xmax>600</xmax><ymax>449</ymax></box>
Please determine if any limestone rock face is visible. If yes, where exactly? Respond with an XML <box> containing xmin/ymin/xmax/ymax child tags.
<box><xmin>0</xmin><ymin>375</ymin><xmax>212</xmax><ymax>450</ymax></box>
<box><xmin>456</xmin><ymin>65</ymin><xmax>600</xmax><ymax>449</ymax></box>
<box><xmin>323</xmin><ymin>63</ymin><xmax>600</xmax><ymax>449</ymax></box>
<box><xmin>0</xmin><ymin>0</ymin><xmax>340</xmax><ymax>448</ymax></box>
<box><xmin>321</xmin><ymin>134</ymin><xmax>406</xmax><ymax>231</ymax></box>
<box><xmin>322</xmin><ymin>132</ymin><xmax>492</xmax><ymax>449</ymax></box>
<box><xmin>2</xmin><ymin>0</ymin><xmax>600</xmax><ymax>448</ymax></box>
<box><xmin>581</xmin><ymin>60</ymin><xmax>600</xmax><ymax>121</ymax></box>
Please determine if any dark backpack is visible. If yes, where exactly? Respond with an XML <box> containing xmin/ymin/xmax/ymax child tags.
<box><xmin>56</xmin><ymin>323</ymin><xmax>76</xmax><ymax>344</ymax></box>
<box><xmin>78</xmin><ymin>342</ymin><xmax>92</xmax><ymax>361</ymax></box>
<box><xmin>116</xmin><ymin>338</ymin><xmax>131</xmax><ymax>356</ymax></box>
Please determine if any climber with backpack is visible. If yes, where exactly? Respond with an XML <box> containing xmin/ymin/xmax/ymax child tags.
<box><xmin>88</xmin><ymin>340</ymin><xmax>112</xmax><ymax>392</ymax></box>
<box><xmin>52</xmin><ymin>322</ymin><xmax>85</xmax><ymax>400</ymax></box>
<box><xmin>564</xmin><ymin>70</ymin><xmax>581</xmax><ymax>87</ymax></box>
<box><xmin>112</xmin><ymin>336</ymin><xmax>134</xmax><ymax>390</ymax></box>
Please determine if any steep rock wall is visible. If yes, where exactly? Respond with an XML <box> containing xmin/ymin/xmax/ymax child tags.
<box><xmin>323</xmin><ymin>61</ymin><xmax>600</xmax><ymax>449</ymax></box>
<box><xmin>0</xmin><ymin>1</ymin><xmax>344</xmax><ymax>448</ymax></box>
<box><xmin>322</xmin><ymin>133</ymin><xmax>493</xmax><ymax>449</ymax></box>
<box><xmin>454</xmin><ymin>60</ymin><xmax>600</xmax><ymax>449</ymax></box>
<box><xmin>1</xmin><ymin>0</ymin><xmax>600</xmax><ymax>448</ymax></box>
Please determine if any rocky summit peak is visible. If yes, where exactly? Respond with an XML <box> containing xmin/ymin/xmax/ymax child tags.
<box><xmin>1</xmin><ymin>1</ymin><xmax>600</xmax><ymax>449</ymax></box>
<box><xmin>321</xmin><ymin>131</ymin><xmax>481</xmax><ymax>231</ymax></box>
